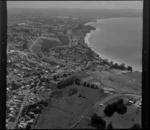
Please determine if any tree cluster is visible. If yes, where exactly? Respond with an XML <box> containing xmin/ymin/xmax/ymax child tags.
<box><xmin>110</xmin><ymin>62</ymin><xmax>133</xmax><ymax>72</ymax></box>
<box><xmin>107</xmin><ymin>122</ymin><xmax>114</xmax><ymax>129</ymax></box>
<box><xmin>83</xmin><ymin>81</ymin><xmax>98</xmax><ymax>89</ymax></box>
<box><xmin>104</xmin><ymin>99</ymin><xmax>127</xmax><ymax>117</ymax></box>
<box><xmin>57</xmin><ymin>76</ymin><xmax>76</xmax><ymax>89</ymax></box>
<box><xmin>75</xmin><ymin>78</ymin><xmax>99</xmax><ymax>89</ymax></box>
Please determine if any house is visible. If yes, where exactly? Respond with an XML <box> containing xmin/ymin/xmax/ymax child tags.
<box><xmin>129</xmin><ymin>100</ymin><xmax>134</xmax><ymax>104</ymax></box>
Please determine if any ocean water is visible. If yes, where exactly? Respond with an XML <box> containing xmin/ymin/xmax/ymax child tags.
<box><xmin>88</xmin><ymin>17</ymin><xmax>143</xmax><ymax>71</ymax></box>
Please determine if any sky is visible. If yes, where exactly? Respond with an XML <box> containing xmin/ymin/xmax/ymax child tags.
<box><xmin>7</xmin><ymin>1</ymin><xmax>143</xmax><ymax>10</ymax></box>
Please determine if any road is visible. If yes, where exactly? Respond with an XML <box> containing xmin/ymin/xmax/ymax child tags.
<box><xmin>124</xmin><ymin>93</ymin><xmax>141</xmax><ymax>98</ymax></box>
<box><xmin>11</xmin><ymin>79</ymin><xmax>40</xmax><ymax>129</ymax></box>
<box><xmin>11</xmin><ymin>90</ymin><xmax>30</xmax><ymax>129</ymax></box>
<box><xmin>93</xmin><ymin>93</ymin><xmax>121</xmax><ymax>108</ymax></box>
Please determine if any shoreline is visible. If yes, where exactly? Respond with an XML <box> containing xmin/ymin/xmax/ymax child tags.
<box><xmin>84</xmin><ymin>16</ymin><xmax>142</xmax><ymax>26</ymax></box>
<box><xmin>96</xmin><ymin>16</ymin><xmax>142</xmax><ymax>23</ymax></box>
<box><xmin>84</xmin><ymin>18</ymin><xmax>142</xmax><ymax>72</ymax></box>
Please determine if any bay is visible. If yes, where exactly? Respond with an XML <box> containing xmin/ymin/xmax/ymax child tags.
<box><xmin>88</xmin><ymin>17</ymin><xmax>142</xmax><ymax>71</ymax></box>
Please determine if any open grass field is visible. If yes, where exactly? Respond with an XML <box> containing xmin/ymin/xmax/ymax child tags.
<box><xmin>35</xmin><ymin>84</ymin><xmax>109</xmax><ymax>129</ymax></box>
<box><xmin>74</xmin><ymin>118</ymin><xmax>95</xmax><ymax>129</ymax></box>
<box><xmin>80</xmin><ymin>69</ymin><xmax>141</xmax><ymax>94</ymax></box>
<box><xmin>34</xmin><ymin>69</ymin><xmax>141</xmax><ymax>129</ymax></box>
<box><xmin>124</xmin><ymin>71</ymin><xmax>142</xmax><ymax>83</ymax></box>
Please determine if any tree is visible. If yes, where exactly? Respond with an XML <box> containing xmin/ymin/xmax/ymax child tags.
<box><xmin>127</xmin><ymin>66</ymin><xmax>133</xmax><ymax>72</ymax></box>
<box><xmin>53</xmin><ymin>75</ymin><xmax>58</xmax><ymax>80</ymax></box>
<box><xmin>91</xmin><ymin>84</ymin><xmax>94</xmax><ymax>88</ymax></box>
<box><xmin>130</xmin><ymin>123</ymin><xmax>141</xmax><ymax>129</ymax></box>
<box><xmin>104</xmin><ymin>98</ymin><xmax>127</xmax><ymax>118</ymax></box>
<box><xmin>25</xmin><ymin>124</ymin><xmax>31</xmax><ymax>129</ymax></box>
<box><xmin>114</xmin><ymin>63</ymin><xmax>119</xmax><ymax>68</ymax></box>
<box><xmin>75</xmin><ymin>78</ymin><xmax>81</xmax><ymax>85</ymax></box>
<box><xmin>107</xmin><ymin>122</ymin><xmax>114</xmax><ymax>129</ymax></box>
<box><xmin>104</xmin><ymin>104</ymin><xmax>114</xmax><ymax>117</ymax></box>
<box><xmin>110</xmin><ymin>61</ymin><xmax>114</xmax><ymax>66</ymax></box>
<box><xmin>83</xmin><ymin>82</ymin><xmax>87</xmax><ymax>87</ymax></box>
<box><xmin>22</xmin><ymin>42</ymin><xmax>28</xmax><ymax>50</ymax></box>
<box><xmin>87</xmin><ymin>83</ymin><xmax>90</xmax><ymax>87</ymax></box>
<box><xmin>117</xmin><ymin>98</ymin><xmax>124</xmax><ymax>105</ymax></box>
<box><xmin>111</xmin><ymin>102</ymin><xmax>118</xmax><ymax>112</ymax></box>
<box><xmin>117</xmin><ymin>104</ymin><xmax>127</xmax><ymax>118</ymax></box>
<box><xmin>120</xmin><ymin>63</ymin><xmax>126</xmax><ymax>70</ymax></box>
<box><xmin>91</xmin><ymin>114</ymin><xmax>106</xmax><ymax>129</ymax></box>
<box><xmin>44</xmin><ymin>101</ymin><xmax>48</xmax><ymax>107</ymax></box>
<box><xmin>94</xmin><ymin>85</ymin><xmax>98</xmax><ymax>89</ymax></box>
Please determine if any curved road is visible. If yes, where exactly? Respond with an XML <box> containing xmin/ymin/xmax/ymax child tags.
<box><xmin>69</xmin><ymin>92</ymin><xmax>141</xmax><ymax>129</ymax></box>
<box><xmin>69</xmin><ymin>93</ymin><xmax>121</xmax><ymax>129</ymax></box>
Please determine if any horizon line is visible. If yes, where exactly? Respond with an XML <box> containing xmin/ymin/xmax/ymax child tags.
<box><xmin>7</xmin><ymin>7</ymin><xmax>143</xmax><ymax>10</ymax></box>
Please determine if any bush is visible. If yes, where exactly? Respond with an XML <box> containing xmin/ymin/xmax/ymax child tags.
<box><xmin>130</xmin><ymin>123</ymin><xmax>141</xmax><ymax>129</ymax></box>
<box><xmin>68</xmin><ymin>88</ymin><xmax>78</xmax><ymax>96</ymax></box>
<box><xmin>91</xmin><ymin>114</ymin><xmax>106</xmax><ymax>129</ymax></box>
<box><xmin>107</xmin><ymin>122</ymin><xmax>114</xmax><ymax>129</ymax></box>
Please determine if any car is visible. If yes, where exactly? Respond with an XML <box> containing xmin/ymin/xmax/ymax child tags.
<box><xmin>99</xmin><ymin>103</ymin><xmax>104</xmax><ymax>106</ymax></box>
